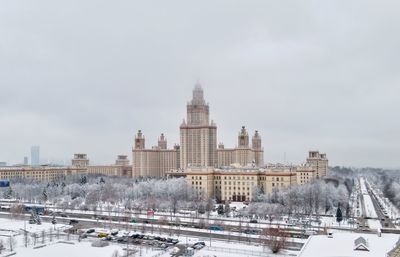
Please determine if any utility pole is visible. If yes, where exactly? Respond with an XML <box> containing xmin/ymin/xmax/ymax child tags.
<box><xmin>209</xmin><ymin>228</ymin><xmax>211</xmax><ymax>247</ymax></box>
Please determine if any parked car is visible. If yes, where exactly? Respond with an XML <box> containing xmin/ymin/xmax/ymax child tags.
<box><xmin>249</xmin><ymin>219</ymin><xmax>258</xmax><ymax>223</ymax></box>
<box><xmin>69</xmin><ymin>219</ymin><xmax>79</xmax><ymax>225</ymax></box>
<box><xmin>208</xmin><ymin>225</ymin><xmax>224</xmax><ymax>231</ymax></box>
<box><xmin>98</xmin><ymin>232</ymin><xmax>109</xmax><ymax>238</ymax></box>
<box><xmin>86</xmin><ymin>229</ymin><xmax>95</xmax><ymax>234</ymax></box>
<box><xmin>194</xmin><ymin>241</ymin><xmax>205</xmax><ymax>246</ymax></box>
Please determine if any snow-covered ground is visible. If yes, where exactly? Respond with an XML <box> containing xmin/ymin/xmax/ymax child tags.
<box><xmin>13</xmin><ymin>241</ymin><xmax>125</xmax><ymax>257</ymax></box>
<box><xmin>0</xmin><ymin>217</ymin><xmax>301</xmax><ymax>257</ymax></box>
<box><xmin>0</xmin><ymin>217</ymin><xmax>68</xmax><ymax>233</ymax></box>
<box><xmin>299</xmin><ymin>232</ymin><xmax>398</xmax><ymax>257</ymax></box>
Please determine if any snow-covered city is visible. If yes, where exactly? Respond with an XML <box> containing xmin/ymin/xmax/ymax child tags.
<box><xmin>1</xmin><ymin>1</ymin><xmax>400</xmax><ymax>257</ymax></box>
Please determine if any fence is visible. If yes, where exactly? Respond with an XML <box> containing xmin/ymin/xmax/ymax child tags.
<box><xmin>204</xmin><ymin>246</ymin><xmax>268</xmax><ymax>256</ymax></box>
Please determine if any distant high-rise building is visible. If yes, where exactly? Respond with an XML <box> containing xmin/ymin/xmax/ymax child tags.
<box><xmin>31</xmin><ymin>146</ymin><xmax>40</xmax><ymax>166</ymax></box>
<box><xmin>23</xmin><ymin>156</ymin><xmax>28</xmax><ymax>165</ymax></box>
<box><xmin>180</xmin><ymin>84</ymin><xmax>217</xmax><ymax>168</ymax></box>
<box><xmin>306</xmin><ymin>151</ymin><xmax>328</xmax><ymax>178</ymax></box>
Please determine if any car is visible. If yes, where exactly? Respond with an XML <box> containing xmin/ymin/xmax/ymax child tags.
<box><xmin>193</xmin><ymin>244</ymin><xmax>204</xmax><ymax>249</ymax></box>
<box><xmin>103</xmin><ymin>235</ymin><xmax>114</xmax><ymax>241</ymax></box>
<box><xmin>117</xmin><ymin>236</ymin><xmax>128</xmax><ymax>243</ymax></box>
<box><xmin>69</xmin><ymin>219</ymin><xmax>79</xmax><ymax>225</ymax></box>
<box><xmin>171</xmin><ymin>239</ymin><xmax>179</xmax><ymax>244</ymax></box>
<box><xmin>111</xmin><ymin>230</ymin><xmax>119</xmax><ymax>236</ymax></box>
<box><xmin>98</xmin><ymin>232</ymin><xmax>109</xmax><ymax>238</ymax></box>
<box><xmin>208</xmin><ymin>225</ymin><xmax>224</xmax><ymax>231</ymax></box>
<box><xmin>131</xmin><ymin>233</ymin><xmax>140</xmax><ymax>238</ymax></box>
<box><xmin>86</xmin><ymin>229</ymin><xmax>95</xmax><ymax>234</ymax></box>
<box><xmin>193</xmin><ymin>241</ymin><xmax>205</xmax><ymax>246</ymax></box>
<box><xmin>249</xmin><ymin>219</ymin><xmax>258</xmax><ymax>223</ymax></box>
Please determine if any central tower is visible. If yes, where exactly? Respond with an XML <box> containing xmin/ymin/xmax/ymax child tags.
<box><xmin>180</xmin><ymin>83</ymin><xmax>217</xmax><ymax>168</ymax></box>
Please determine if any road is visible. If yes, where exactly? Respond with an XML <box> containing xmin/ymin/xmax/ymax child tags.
<box><xmin>365</xmin><ymin>180</ymin><xmax>395</xmax><ymax>228</ymax></box>
<box><xmin>0</xmin><ymin>212</ymin><xmax>304</xmax><ymax>250</ymax></box>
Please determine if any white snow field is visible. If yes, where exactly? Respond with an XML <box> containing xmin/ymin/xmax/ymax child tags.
<box><xmin>14</xmin><ymin>241</ymin><xmax>125</xmax><ymax>257</ymax></box>
<box><xmin>299</xmin><ymin>232</ymin><xmax>398</xmax><ymax>257</ymax></box>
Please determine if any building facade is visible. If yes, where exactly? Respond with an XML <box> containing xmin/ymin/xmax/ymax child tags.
<box><xmin>71</xmin><ymin>153</ymin><xmax>89</xmax><ymax>167</ymax></box>
<box><xmin>217</xmin><ymin>126</ymin><xmax>264</xmax><ymax>167</ymax></box>
<box><xmin>168</xmin><ymin>165</ymin><xmax>301</xmax><ymax>202</ymax></box>
<box><xmin>180</xmin><ymin>84</ymin><xmax>217</xmax><ymax>168</ymax></box>
<box><xmin>306</xmin><ymin>151</ymin><xmax>328</xmax><ymax>178</ymax></box>
<box><xmin>132</xmin><ymin>131</ymin><xmax>179</xmax><ymax>177</ymax></box>
<box><xmin>167</xmin><ymin>153</ymin><xmax>325</xmax><ymax>203</ymax></box>
<box><xmin>131</xmin><ymin>84</ymin><xmax>265</xmax><ymax>177</ymax></box>
<box><xmin>71</xmin><ymin>154</ymin><xmax>132</xmax><ymax>177</ymax></box>
<box><xmin>0</xmin><ymin>166</ymin><xmax>87</xmax><ymax>181</ymax></box>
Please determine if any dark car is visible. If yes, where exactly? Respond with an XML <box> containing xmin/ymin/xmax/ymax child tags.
<box><xmin>86</xmin><ymin>229</ymin><xmax>95</xmax><ymax>234</ymax></box>
<box><xmin>69</xmin><ymin>219</ymin><xmax>79</xmax><ymax>225</ymax></box>
<box><xmin>131</xmin><ymin>233</ymin><xmax>140</xmax><ymax>238</ymax></box>
<box><xmin>250</xmin><ymin>219</ymin><xmax>258</xmax><ymax>223</ymax></box>
<box><xmin>117</xmin><ymin>236</ymin><xmax>128</xmax><ymax>243</ymax></box>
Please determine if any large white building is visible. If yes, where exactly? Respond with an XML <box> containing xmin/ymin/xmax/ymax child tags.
<box><xmin>132</xmin><ymin>84</ymin><xmax>265</xmax><ymax>177</ymax></box>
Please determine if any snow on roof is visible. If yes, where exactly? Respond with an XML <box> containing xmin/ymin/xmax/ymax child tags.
<box><xmin>354</xmin><ymin>236</ymin><xmax>369</xmax><ymax>251</ymax></box>
<box><xmin>299</xmin><ymin>232</ymin><xmax>398</xmax><ymax>257</ymax></box>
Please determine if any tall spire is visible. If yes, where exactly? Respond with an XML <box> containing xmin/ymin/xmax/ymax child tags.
<box><xmin>191</xmin><ymin>83</ymin><xmax>205</xmax><ymax>105</ymax></box>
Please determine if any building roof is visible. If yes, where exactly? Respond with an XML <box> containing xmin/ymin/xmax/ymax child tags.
<box><xmin>387</xmin><ymin>238</ymin><xmax>400</xmax><ymax>257</ymax></box>
<box><xmin>354</xmin><ymin>236</ymin><xmax>369</xmax><ymax>251</ymax></box>
<box><xmin>299</xmin><ymin>233</ymin><xmax>398</xmax><ymax>257</ymax></box>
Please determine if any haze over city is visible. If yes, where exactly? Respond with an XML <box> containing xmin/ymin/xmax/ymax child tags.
<box><xmin>1</xmin><ymin>1</ymin><xmax>399</xmax><ymax>168</ymax></box>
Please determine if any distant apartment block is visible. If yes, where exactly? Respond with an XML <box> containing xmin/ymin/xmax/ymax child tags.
<box><xmin>306</xmin><ymin>150</ymin><xmax>329</xmax><ymax>178</ymax></box>
<box><xmin>0</xmin><ymin>166</ymin><xmax>86</xmax><ymax>181</ymax></box>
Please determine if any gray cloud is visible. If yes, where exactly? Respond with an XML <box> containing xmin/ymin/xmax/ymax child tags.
<box><xmin>0</xmin><ymin>0</ymin><xmax>399</xmax><ymax>168</ymax></box>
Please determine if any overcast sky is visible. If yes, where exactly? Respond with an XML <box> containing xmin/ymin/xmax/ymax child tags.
<box><xmin>1</xmin><ymin>1</ymin><xmax>399</xmax><ymax>168</ymax></box>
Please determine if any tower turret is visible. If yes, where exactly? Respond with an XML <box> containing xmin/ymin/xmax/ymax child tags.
<box><xmin>252</xmin><ymin>130</ymin><xmax>262</xmax><ymax>150</ymax></box>
<box><xmin>238</xmin><ymin>126</ymin><xmax>249</xmax><ymax>148</ymax></box>
<box><xmin>134</xmin><ymin>130</ymin><xmax>145</xmax><ymax>149</ymax></box>
<box><xmin>158</xmin><ymin>133</ymin><xmax>167</xmax><ymax>150</ymax></box>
